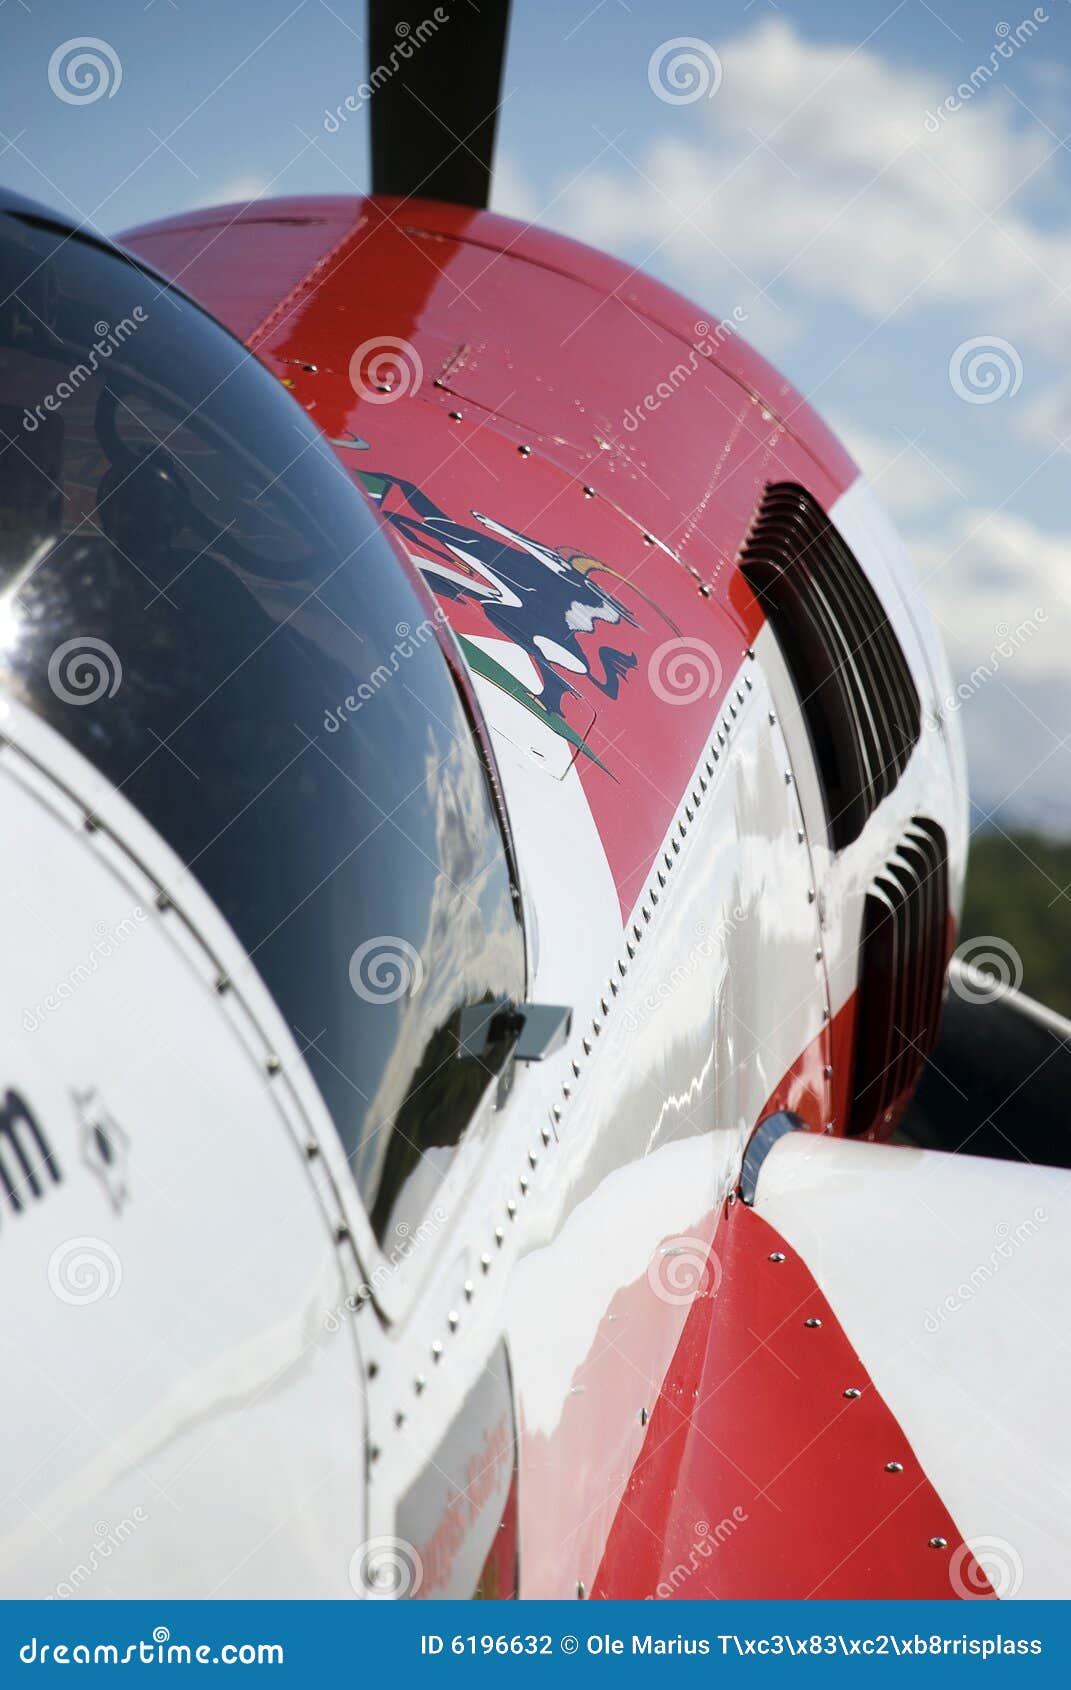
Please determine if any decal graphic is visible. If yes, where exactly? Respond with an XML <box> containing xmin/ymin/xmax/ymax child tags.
<box><xmin>359</xmin><ymin>471</ymin><xmax>676</xmax><ymax>773</ymax></box>
<box><xmin>76</xmin><ymin>1087</ymin><xmax>131</xmax><ymax>1214</ymax></box>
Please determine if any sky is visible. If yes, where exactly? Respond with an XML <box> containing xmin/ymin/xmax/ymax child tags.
<box><xmin>3</xmin><ymin>0</ymin><xmax>1071</xmax><ymax>829</ymax></box>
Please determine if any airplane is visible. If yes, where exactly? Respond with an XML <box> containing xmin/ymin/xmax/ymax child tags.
<box><xmin>1</xmin><ymin>0</ymin><xmax>1069</xmax><ymax>1602</ymax></box>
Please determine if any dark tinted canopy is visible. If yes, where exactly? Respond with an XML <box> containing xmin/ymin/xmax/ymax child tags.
<box><xmin>0</xmin><ymin>204</ymin><xmax>525</xmax><ymax>1242</ymax></box>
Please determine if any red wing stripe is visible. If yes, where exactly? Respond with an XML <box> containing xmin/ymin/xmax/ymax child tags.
<box><xmin>593</xmin><ymin>1204</ymin><xmax>993</xmax><ymax>1600</ymax></box>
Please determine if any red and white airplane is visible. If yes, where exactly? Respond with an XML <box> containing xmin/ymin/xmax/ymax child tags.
<box><xmin>1</xmin><ymin>2</ymin><xmax>1069</xmax><ymax>1602</ymax></box>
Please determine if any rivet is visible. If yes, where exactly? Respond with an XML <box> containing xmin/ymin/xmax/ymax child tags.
<box><xmin>736</xmin><ymin>689</ymin><xmax>744</xmax><ymax>706</ymax></box>
<box><xmin>885</xmin><ymin>1461</ymin><xmax>904</xmax><ymax>1474</ymax></box>
<box><xmin>552</xmin><ymin>1105</ymin><xmax>562</xmax><ymax>1123</ymax></box>
<box><xmin>494</xmin><ymin>1226</ymin><xmax>505</xmax><ymax>1245</ymax></box>
<box><xmin>768</xmin><ymin>711</ymin><xmax>776</xmax><ymax>726</ymax></box>
<box><xmin>705</xmin><ymin>758</ymin><xmax>714</xmax><ymax>777</ymax></box>
<box><xmin>685</xmin><ymin>805</ymin><xmax>694</xmax><ymax>822</ymax></box>
<box><xmin>823</xmin><ymin>1064</ymin><xmax>833</xmax><ymax>1079</ymax></box>
<box><xmin>449</xmin><ymin>410</ymin><xmax>463</xmax><ymax>421</ymax></box>
<box><xmin>769</xmin><ymin>1251</ymin><xmax>786</xmax><ymax>1263</ymax></box>
<box><xmin>658</xmin><ymin>870</ymin><xmax>667</xmax><ymax>889</ymax></box>
<box><xmin>664</xmin><ymin>851</ymin><xmax>673</xmax><ymax>871</ymax></box>
<box><xmin>414</xmin><ymin>1374</ymin><xmax>427</xmax><ymax>1394</ymax></box>
<box><xmin>528</xmin><ymin>1149</ymin><xmax>539</xmax><ymax>1168</ymax></box>
<box><xmin>562</xmin><ymin>1081</ymin><xmax>572</xmax><ymax>1097</ymax></box>
<box><xmin>582</xmin><ymin>485</ymin><xmax>595</xmax><ymax>498</ymax></box>
<box><xmin>796</xmin><ymin>829</ymin><xmax>805</xmax><ymax>844</ymax></box>
<box><xmin>640</xmin><ymin>1407</ymin><xmax>649</xmax><ymax>1426</ymax></box>
<box><xmin>649</xmin><ymin>889</ymin><xmax>658</xmax><ymax>907</ymax></box>
<box><xmin>571</xmin><ymin>1057</ymin><xmax>582</xmax><ymax>1076</ymax></box>
<box><xmin>730</xmin><ymin>703</ymin><xmax>737</xmax><ymax>719</ymax></box>
<box><xmin>785</xmin><ymin>771</ymin><xmax>793</xmax><ymax>785</ymax></box>
<box><xmin>745</xmin><ymin>675</ymin><xmax>753</xmax><ymax>690</ymax></box>
<box><xmin>463</xmin><ymin>1280</ymin><xmax>475</xmax><ymax>1301</ymax></box>
<box><xmin>519</xmin><ymin>1176</ymin><xmax>529</xmax><ymax>1195</ymax></box>
<box><xmin>266</xmin><ymin>1053</ymin><xmax>281</xmax><ymax>1076</ymax></box>
<box><xmin>747</xmin><ymin>648</ymin><xmax>756</xmax><ymax>660</ymax></box>
<box><xmin>304</xmin><ymin>1141</ymin><xmax>319</xmax><ymax>1160</ymax></box>
<box><xmin>448</xmin><ymin>1310</ymin><xmax>460</xmax><ymax>1330</ymax></box>
<box><xmin>929</xmin><ymin>1537</ymin><xmax>948</xmax><ymax>1550</ymax></box>
<box><xmin>576</xmin><ymin>1581</ymin><xmax>586</xmax><ymax>1598</ymax></box>
<box><xmin>600</xmin><ymin>996</ymin><xmax>609</xmax><ymax>1015</ymax></box>
<box><xmin>480</xmin><ymin>1254</ymin><xmax>492</xmax><ymax>1273</ymax></box>
<box><xmin>824</xmin><ymin>1122</ymin><xmax>835</xmax><ymax>1134</ymax></box>
<box><xmin>626</xmin><ymin>941</ymin><xmax>635</xmax><ymax>960</ymax></box>
<box><xmin>83</xmin><ymin>814</ymin><xmax>99</xmax><ymax>833</ymax></box>
<box><xmin>215</xmin><ymin>975</ymin><xmax>231</xmax><ymax>995</ymax></box>
<box><xmin>700</xmin><ymin>775</ymin><xmax>707</xmax><ymax>793</ymax></box>
<box><xmin>543</xmin><ymin>1123</ymin><xmax>555</xmax><ymax>1143</ymax></box>
<box><xmin>672</xmin><ymin>837</ymin><xmax>680</xmax><ymax>855</ymax></box>
<box><xmin>816</xmin><ymin>949</ymin><xmax>824</xmax><ymax>962</ymax></box>
<box><xmin>155</xmin><ymin>890</ymin><xmax>172</xmax><ymax>912</ymax></box>
<box><xmin>643</xmin><ymin>533</ymin><xmax>655</xmax><ymax>545</ymax></box>
<box><xmin>610</xmin><ymin>979</ymin><xmax>619</xmax><ymax>996</ymax></box>
<box><xmin>369</xmin><ymin>1445</ymin><xmax>381</xmax><ymax>1464</ymax></box>
<box><xmin>394</xmin><ymin>1410</ymin><xmax>405</xmax><ymax>1428</ymax></box>
<box><xmin>642</xmin><ymin>905</ymin><xmax>650</xmax><ymax>922</ymax></box>
<box><xmin>699</xmin><ymin>583</ymin><xmax>712</xmax><ymax>597</ymax></box>
<box><xmin>805</xmin><ymin>1317</ymin><xmax>822</xmax><ymax>1329</ymax></box>
<box><xmin>843</xmin><ymin>1387</ymin><xmax>861</xmax><ymax>1400</ymax></box>
<box><xmin>334</xmin><ymin>1223</ymin><xmax>350</xmax><ymax>1244</ymax></box>
<box><xmin>618</xmin><ymin>958</ymin><xmax>628</xmax><ymax>976</ymax></box>
<box><xmin>518</xmin><ymin>444</ymin><xmax>531</xmax><ymax>457</ymax></box>
<box><xmin>431</xmin><ymin>1341</ymin><xmax>444</xmax><ymax>1362</ymax></box>
<box><xmin>633</xmin><ymin>922</ymin><xmax>643</xmax><ymax>941</ymax></box>
<box><xmin>807</xmin><ymin>889</ymin><xmax>816</xmax><ymax>904</ymax></box>
<box><xmin>717</xmin><ymin>730</ymin><xmax>725</xmax><ymax>746</ymax></box>
<box><xmin>506</xmin><ymin>1200</ymin><xmax>517</xmax><ymax>1219</ymax></box>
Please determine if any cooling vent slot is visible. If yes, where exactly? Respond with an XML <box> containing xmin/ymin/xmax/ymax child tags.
<box><xmin>848</xmin><ymin>817</ymin><xmax>949</xmax><ymax>1140</ymax></box>
<box><xmin>740</xmin><ymin>483</ymin><xmax>921</xmax><ymax>849</ymax></box>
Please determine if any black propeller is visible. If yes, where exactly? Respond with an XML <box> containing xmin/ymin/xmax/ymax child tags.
<box><xmin>368</xmin><ymin>0</ymin><xmax>512</xmax><ymax>208</ymax></box>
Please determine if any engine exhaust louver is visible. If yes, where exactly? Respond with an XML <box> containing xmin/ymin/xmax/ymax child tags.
<box><xmin>740</xmin><ymin>483</ymin><xmax>920</xmax><ymax>849</ymax></box>
<box><xmin>848</xmin><ymin>817</ymin><xmax>949</xmax><ymax>1140</ymax></box>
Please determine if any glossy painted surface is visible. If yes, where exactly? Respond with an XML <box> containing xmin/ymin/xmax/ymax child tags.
<box><xmin>0</xmin><ymin>703</ymin><xmax>367</xmax><ymax>1598</ymax></box>
<box><xmin>592</xmin><ymin>1202</ymin><xmax>990</xmax><ymax>1600</ymax></box>
<box><xmin>30</xmin><ymin>191</ymin><xmax>971</xmax><ymax>1599</ymax></box>
<box><xmin>756</xmin><ymin>1134</ymin><xmax>1071</xmax><ymax>1600</ymax></box>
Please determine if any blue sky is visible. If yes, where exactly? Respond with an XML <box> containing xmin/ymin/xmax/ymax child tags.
<box><xmin>4</xmin><ymin>0</ymin><xmax>1071</xmax><ymax>827</ymax></box>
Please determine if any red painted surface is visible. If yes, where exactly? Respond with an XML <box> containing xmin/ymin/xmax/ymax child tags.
<box><xmin>592</xmin><ymin>1202</ymin><xmax>992</xmax><ymax>1600</ymax></box>
<box><xmin>122</xmin><ymin>194</ymin><xmax>860</xmax><ymax>919</ymax></box>
<box><xmin>755</xmin><ymin>1012</ymin><xmax>836</xmax><ymax>1139</ymax></box>
<box><xmin>120</xmin><ymin>195</ymin><xmax>857</xmax><ymax>497</ymax></box>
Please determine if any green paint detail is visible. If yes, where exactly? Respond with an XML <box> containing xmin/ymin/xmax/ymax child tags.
<box><xmin>357</xmin><ymin>470</ymin><xmax>388</xmax><ymax>498</ymax></box>
<box><xmin>456</xmin><ymin>633</ymin><xmax>611</xmax><ymax>776</ymax></box>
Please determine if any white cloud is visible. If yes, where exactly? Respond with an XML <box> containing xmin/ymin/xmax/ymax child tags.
<box><xmin>834</xmin><ymin>419</ymin><xmax>967</xmax><ymax>518</ymax></box>
<box><xmin>542</xmin><ymin>18</ymin><xmax>1071</xmax><ymax>348</ymax></box>
<box><xmin>490</xmin><ymin>152</ymin><xmax>543</xmax><ymax>224</ymax></box>
<box><xmin>906</xmin><ymin>504</ymin><xmax>1071</xmax><ymax>826</ymax></box>
<box><xmin>914</xmin><ymin>505</ymin><xmax>1071</xmax><ymax>695</ymax></box>
<box><xmin>185</xmin><ymin>174</ymin><xmax>271</xmax><ymax>213</ymax></box>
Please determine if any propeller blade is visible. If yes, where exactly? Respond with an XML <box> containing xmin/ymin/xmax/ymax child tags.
<box><xmin>368</xmin><ymin>0</ymin><xmax>512</xmax><ymax>208</ymax></box>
